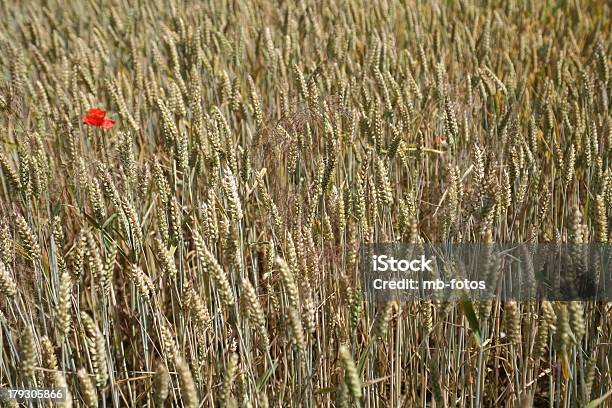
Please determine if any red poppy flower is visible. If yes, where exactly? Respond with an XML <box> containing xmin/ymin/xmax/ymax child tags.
<box><xmin>83</xmin><ymin>108</ymin><xmax>116</xmax><ymax>129</ymax></box>
<box><xmin>435</xmin><ymin>134</ymin><xmax>446</xmax><ymax>145</ymax></box>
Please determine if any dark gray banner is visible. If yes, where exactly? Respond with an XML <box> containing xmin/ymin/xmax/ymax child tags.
<box><xmin>360</xmin><ymin>244</ymin><xmax>612</xmax><ymax>301</ymax></box>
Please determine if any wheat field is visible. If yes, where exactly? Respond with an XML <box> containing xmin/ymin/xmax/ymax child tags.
<box><xmin>0</xmin><ymin>0</ymin><xmax>610</xmax><ymax>407</ymax></box>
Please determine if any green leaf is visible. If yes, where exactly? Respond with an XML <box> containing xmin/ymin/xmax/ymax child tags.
<box><xmin>256</xmin><ymin>362</ymin><xmax>277</xmax><ymax>391</ymax></box>
<box><xmin>358</xmin><ymin>348</ymin><xmax>369</xmax><ymax>375</ymax></box>
<box><xmin>460</xmin><ymin>299</ymin><xmax>482</xmax><ymax>346</ymax></box>
<box><xmin>585</xmin><ymin>390</ymin><xmax>612</xmax><ymax>408</ymax></box>
<box><xmin>314</xmin><ymin>386</ymin><xmax>336</xmax><ymax>395</ymax></box>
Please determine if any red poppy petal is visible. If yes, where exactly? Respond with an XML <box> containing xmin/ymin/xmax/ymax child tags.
<box><xmin>101</xmin><ymin>118</ymin><xmax>116</xmax><ymax>129</ymax></box>
<box><xmin>86</xmin><ymin>108</ymin><xmax>106</xmax><ymax>119</ymax></box>
<box><xmin>83</xmin><ymin>116</ymin><xmax>104</xmax><ymax>126</ymax></box>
